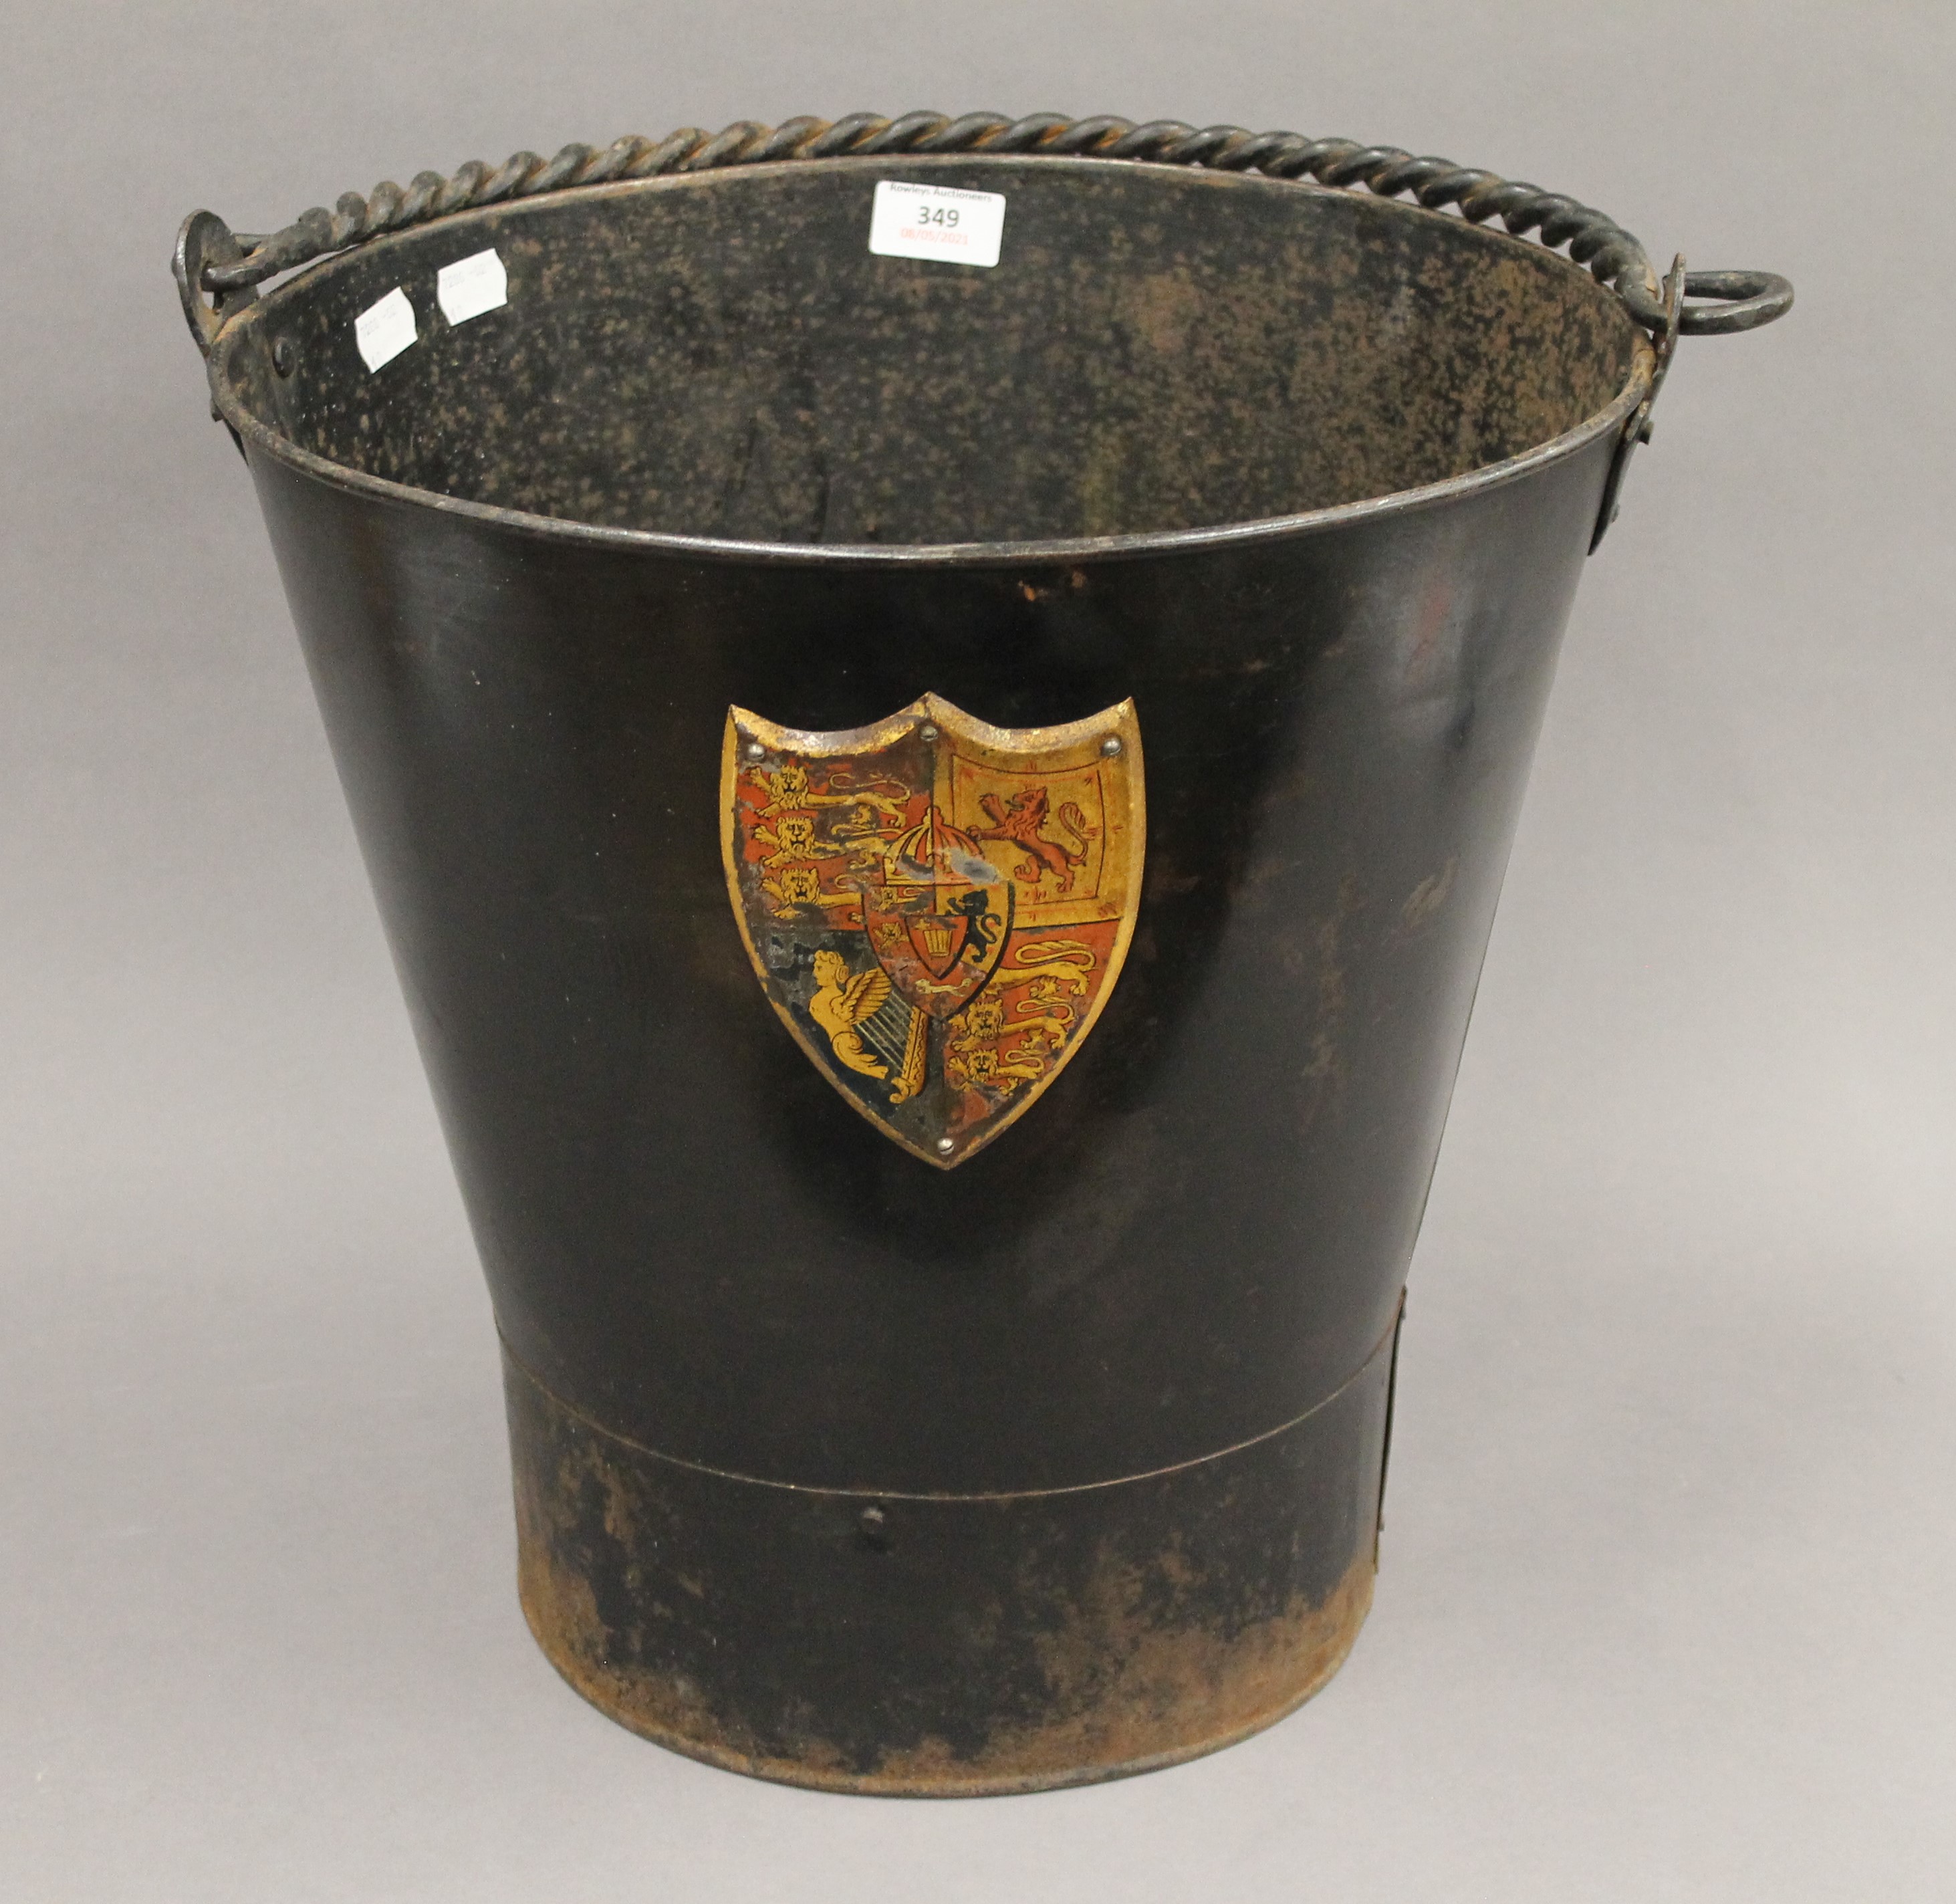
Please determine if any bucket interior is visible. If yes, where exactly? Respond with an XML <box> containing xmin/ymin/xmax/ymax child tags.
<box><xmin>221</xmin><ymin>156</ymin><xmax>1644</xmax><ymax>546</ymax></box>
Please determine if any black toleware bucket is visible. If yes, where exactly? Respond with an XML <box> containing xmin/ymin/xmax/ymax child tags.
<box><xmin>176</xmin><ymin>112</ymin><xmax>1791</xmax><ymax>1795</ymax></box>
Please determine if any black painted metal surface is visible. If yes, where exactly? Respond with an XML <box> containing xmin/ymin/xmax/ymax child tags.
<box><xmin>176</xmin><ymin>142</ymin><xmax>1783</xmax><ymax>1790</ymax></box>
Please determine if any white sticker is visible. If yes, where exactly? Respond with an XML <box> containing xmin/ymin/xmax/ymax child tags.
<box><xmin>437</xmin><ymin>247</ymin><xmax>509</xmax><ymax>327</ymax></box>
<box><xmin>867</xmin><ymin>181</ymin><xmax>1006</xmax><ymax>268</ymax></box>
<box><xmin>354</xmin><ymin>285</ymin><xmax>418</xmax><ymax>372</ymax></box>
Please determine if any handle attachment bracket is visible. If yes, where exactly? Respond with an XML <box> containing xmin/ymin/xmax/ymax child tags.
<box><xmin>1590</xmin><ymin>260</ymin><xmax>1793</xmax><ymax>550</ymax></box>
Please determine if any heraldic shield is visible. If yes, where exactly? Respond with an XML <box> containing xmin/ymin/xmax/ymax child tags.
<box><xmin>722</xmin><ymin>695</ymin><xmax>1144</xmax><ymax>1166</ymax></box>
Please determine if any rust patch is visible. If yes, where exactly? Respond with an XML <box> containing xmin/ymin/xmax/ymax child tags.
<box><xmin>892</xmin><ymin>1546</ymin><xmax>1374</xmax><ymax>1794</ymax></box>
<box><xmin>511</xmin><ymin>1417</ymin><xmax>1375</xmax><ymax>1797</ymax></box>
<box><xmin>1400</xmin><ymin>858</ymin><xmax>1457</xmax><ymax>933</ymax></box>
<box><xmin>1296</xmin><ymin>869</ymin><xmax>1362</xmax><ymax>1132</ymax></box>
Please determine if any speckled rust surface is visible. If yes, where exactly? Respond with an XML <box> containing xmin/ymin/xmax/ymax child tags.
<box><xmin>219</xmin><ymin>156</ymin><xmax>1638</xmax><ymax>548</ymax></box>
<box><xmin>505</xmin><ymin>1330</ymin><xmax>1391</xmax><ymax>1795</ymax></box>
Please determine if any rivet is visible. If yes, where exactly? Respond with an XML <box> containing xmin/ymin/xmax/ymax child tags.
<box><xmin>745</xmin><ymin>740</ymin><xmax>765</xmax><ymax>760</ymax></box>
<box><xmin>1101</xmin><ymin>735</ymin><xmax>1123</xmax><ymax>756</ymax></box>
<box><xmin>919</xmin><ymin>723</ymin><xmax>939</xmax><ymax>743</ymax></box>
<box><xmin>271</xmin><ymin>337</ymin><xmax>296</xmax><ymax>378</ymax></box>
<box><xmin>935</xmin><ymin>1137</ymin><xmax>955</xmax><ymax>1155</ymax></box>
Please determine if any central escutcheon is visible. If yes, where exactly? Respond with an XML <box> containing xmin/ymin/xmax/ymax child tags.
<box><xmin>721</xmin><ymin>693</ymin><xmax>1144</xmax><ymax>1166</ymax></box>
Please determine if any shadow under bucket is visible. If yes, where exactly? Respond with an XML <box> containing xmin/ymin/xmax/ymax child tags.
<box><xmin>177</xmin><ymin>113</ymin><xmax>1790</xmax><ymax>1794</ymax></box>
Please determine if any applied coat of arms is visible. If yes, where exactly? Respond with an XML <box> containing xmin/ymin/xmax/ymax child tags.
<box><xmin>721</xmin><ymin>694</ymin><xmax>1144</xmax><ymax>1167</ymax></box>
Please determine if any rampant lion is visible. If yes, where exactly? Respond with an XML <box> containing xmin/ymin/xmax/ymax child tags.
<box><xmin>971</xmin><ymin>788</ymin><xmax>1096</xmax><ymax>892</ymax></box>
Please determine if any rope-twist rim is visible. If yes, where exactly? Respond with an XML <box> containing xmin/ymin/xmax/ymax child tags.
<box><xmin>198</xmin><ymin>110</ymin><xmax>1673</xmax><ymax>331</ymax></box>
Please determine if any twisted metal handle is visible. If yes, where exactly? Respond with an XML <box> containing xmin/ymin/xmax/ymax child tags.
<box><xmin>1672</xmin><ymin>267</ymin><xmax>1795</xmax><ymax>336</ymax></box>
<box><xmin>174</xmin><ymin>109</ymin><xmax>1792</xmax><ymax>354</ymax></box>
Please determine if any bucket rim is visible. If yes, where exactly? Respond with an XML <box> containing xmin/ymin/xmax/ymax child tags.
<box><xmin>209</xmin><ymin>160</ymin><xmax>1657</xmax><ymax>567</ymax></box>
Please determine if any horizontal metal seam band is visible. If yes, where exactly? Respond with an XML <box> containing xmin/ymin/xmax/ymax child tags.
<box><xmin>496</xmin><ymin>1302</ymin><xmax>1402</xmax><ymax>1505</ymax></box>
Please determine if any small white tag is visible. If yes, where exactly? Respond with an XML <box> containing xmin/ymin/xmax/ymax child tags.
<box><xmin>437</xmin><ymin>248</ymin><xmax>509</xmax><ymax>327</ymax></box>
<box><xmin>354</xmin><ymin>285</ymin><xmax>418</xmax><ymax>372</ymax></box>
<box><xmin>867</xmin><ymin>181</ymin><xmax>1006</xmax><ymax>268</ymax></box>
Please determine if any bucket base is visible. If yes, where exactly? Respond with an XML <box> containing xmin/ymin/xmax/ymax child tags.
<box><xmin>503</xmin><ymin>1323</ymin><xmax>1395</xmax><ymax>1796</ymax></box>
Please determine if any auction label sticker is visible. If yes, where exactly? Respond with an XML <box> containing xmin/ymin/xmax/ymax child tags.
<box><xmin>354</xmin><ymin>286</ymin><xmax>418</xmax><ymax>372</ymax></box>
<box><xmin>867</xmin><ymin>181</ymin><xmax>1006</xmax><ymax>268</ymax></box>
<box><xmin>437</xmin><ymin>248</ymin><xmax>509</xmax><ymax>326</ymax></box>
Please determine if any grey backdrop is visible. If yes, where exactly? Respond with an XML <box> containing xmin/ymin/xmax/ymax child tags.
<box><xmin>4</xmin><ymin>3</ymin><xmax>1950</xmax><ymax>1898</ymax></box>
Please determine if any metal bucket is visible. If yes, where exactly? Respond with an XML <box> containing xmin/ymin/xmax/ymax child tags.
<box><xmin>176</xmin><ymin>112</ymin><xmax>1790</xmax><ymax>1794</ymax></box>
